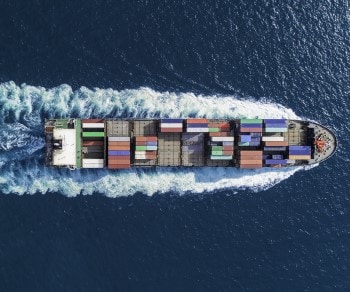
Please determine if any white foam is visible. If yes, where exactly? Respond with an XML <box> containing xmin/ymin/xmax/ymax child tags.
<box><xmin>0</xmin><ymin>81</ymin><xmax>307</xmax><ymax>197</ymax></box>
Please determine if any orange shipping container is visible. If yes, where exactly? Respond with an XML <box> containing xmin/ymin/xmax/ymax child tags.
<box><xmin>223</xmin><ymin>150</ymin><xmax>234</xmax><ymax>155</ymax></box>
<box><xmin>108</xmin><ymin>156</ymin><xmax>130</xmax><ymax>161</ymax></box>
<box><xmin>240</xmin><ymin>159</ymin><xmax>262</xmax><ymax>164</ymax></box>
<box><xmin>240</xmin><ymin>164</ymin><xmax>262</xmax><ymax>169</ymax></box>
<box><xmin>108</xmin><ymin>141</ymin><xmax>130</xmax><ymax>146</ymax></box>
<box><xmin>108</xmin><ymin>160</ymin><xmax>131</xmax><ymax>165</ymax></box>
<box><xmin>160</xmin><ymin>128</ymin><xmax>183</xmax><ymax>133</ymax></box>
<box><xmin>240</xmin><ymin>127</ymin><xmax>263</xmax><ymax>133</ymax></box>
<box><xmin>240</xmin><ymin>150</ymin><xmax>263</xmax><ymax>156</ymax></box>
<box><xmin>187</xmin><ymin>118</ymin><xmax>208</xmax><ymax>124</ymax></box>
<box><xmin>265</xmin><ymin>141</ymin><xmax>289</xmax><ymax>147</ymax></box>
<box><xmin>108</xmin><ymin>145</ymin><xmax>130</xmax><ymax>151</ymax></box>
<box><xmin>209</xmin><ymin>132</ymin><xmax>231</xmax><ymax>137</ymax></box>
<box><xmin>108</xmin><ymin>164</ymin><xmax>130</xmax><ymax>169</ymax></box>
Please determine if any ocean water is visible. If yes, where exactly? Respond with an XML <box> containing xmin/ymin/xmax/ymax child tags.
<box><xmin>0</xmin><ymin>0</ymin><xmax>349</xmax><ymax>291</ymax></box>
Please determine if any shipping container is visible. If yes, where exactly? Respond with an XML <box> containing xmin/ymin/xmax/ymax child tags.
<box><xmin>240</xmin><ymin>119</ymin><xmax>263</xmax><ymax>124</ymax></box>
<box><xmin>108</xmin><ymin>141</ymin><xmax>130</xmax><ymax>146</ymax></box>
<box><xmin>82</xmin><ymin>119</ymin><xmax>104</xmax><ymax>123</ymax></box>
<box><xmin>223</xmin><ymin>146</ymin><xmax>234</xmax><ymax>151</ymax></box>
<box><xmin>240</xmin><ymin>159</ymin><xmax>262</xmax><ymax>164</ymax></box>
<box><xmin>160</xmin><ymin>123</ymin><xmax>183</xmax><ymax>128</ymax></box>
<box><xmin>82</xmin><ymin>123</ymin><xmax>105</xmax><ymax>128</ymax></box>
<box><xmin>240</xmin><ymin>127</ymin><xmax>263</xmax><ymax>133</ymax></box>
<box><xmin>264</xmin><ymin>128</ymin><xmax>288</xmax><ymax>133</ymax></box>
<box><xmin>108</xmin><ymin>145</ymin><xmax>130</xmax><ymax>151</ymax></box>
<box><xmin>108</xmin><ymin>150</ymin><xmax>130</xmax><ymax>156</ymax></box>
<box><xmin>83</xmin><ymin>141</ymin><xmax>104</xmax><ymax>146</ymax></box>
<box><xmin>238</xmin><ymin>142</ymin><xmax>250</xmax><ymax>146</ymax></box>
<box><xmin>208</xmin><ymin>128</ymin><xmax>220</xmax><ymax>132</ymax></box>
<box><xmin>240</xmin><ymin>123</ymin><xmax>263</xmax><ymax>128</ymax></box>
<box><xmin>160</xmin><ymin>128</ymin><xmax>183</xmax><ymax>133</ymax></box>
<box><xmin>263</xmin><ymin>146</ymin><xmax>287</xmax><ymax>151</ymax></box>
<box><xmin>263</xmin><ymin>119</ymin><xmax>286</xmax><ymax>124</ymax></box>
<box><xmin>107</xmin><ymin>164</ymin><xmax>131</xmax><ymax>169</ymax></box>
<box><xmin>209</xmin><ymin>132</ymin><xmax>231</xmax><ymax>137</ymax></box>
<box><xmin>240</xmin><ymin>135</ymin><xmax>251</xmax><ymax>142</ymax></box>
<box><xmin>187</xmin><ymin>118</ymin><xmax>208</xmax><ymax>123</ymax></box>
<box><xmin>289</xmin><ymin>146</ymin><xmax>311</xmax><ymax>151</ymax></box>
<box><xmin>288</xmin><ymin>155</ymin><xmax>311</xmax><ymax>160</ymax></box>
<box><xmin>210</xmin><ymin>155</ymin><xmax>233</xmax><ymax>160</ymax></box>
<box><xmin>289</xmin><ymin>150</ymin><xmax>311</xmax><ymax>155</ymax></box>
<box><xmin>108</xmin><ymin>156</ymin><xmax>130</xmax><ymax>161</ymax></box>
<box><xmin>82</xmin><ymin>132</ymin><xmax>105</xmax><ymax>138</ymax></box>
<box><xmin>261</xmin><ymin>136</ymin><xmax>284</xmax><ymax>142</ymax></box>
<box><xmin>186</xmin><ymin>128</ymin><xmax>209</xmax><ymax>133</ymax></box>
<box><xmin>265</xmin><ymin>141</ymin><xmax>289</xmax><ymax>146</ymax></box>
<box><xmin>240</xmin><ymin>164</ymin><xmax>262</xmax><ymax>169</ymax></box>
<box><xmin>265</xmin><ymin>159</ymin><xmax>288</xmax><ymax>165</ymax></box>
<box><xmin>240</xmin><ymin>150</ymin><xmax>263</xmax><ymax>155</ymax></box>
<box><xmin>211</xmin><ymin>137</ymin><xmax>234</xmax><ymax>142</ymax></box>
<box><xmin>264</xmin><ymin>123</ymin><xmax>287</xmax><ymax>128</ymax></box>
<box><xmin>108</xmin><ymin>137</ymin><xmax>130</xmax><ymax>142</ymax></box>
<box><xmin>160</xmin><ymin>119</ymin><xmax>183</xmax><ymax>123</ymax></box>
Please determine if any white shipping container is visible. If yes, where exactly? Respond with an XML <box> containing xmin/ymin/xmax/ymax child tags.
<box><xmin>261</xmin><ymin>136</ymin><xmax>284</xmax><ymax>142</ymax></box>
<box><xmin>82</xmin><ymin>159</ymin><xmax>104</xmax><ymax>164</ymax></box>
<box><xmin>186</xmin><ymin>128</ymin><xmax>209</xmax><ymax>133</ymax></box>
<box><xmin>160</xmin><ymin>123</ymin><xmax>183</xmax><ymax>128</ymax></box>
<box><xmin>108</xmin><ymin>136</ymin><xmax>130</xmax><ymax>142</ymax></box>
<box><xmin>135</xmin><ymin>155</ymin><xmax>147</xmax><ymax>159</ymax></box>
<box><xmin>82</xmin><ymin>164</ymin><xmax>104</xmax><ymax>168</ymax></box>
<box><xmin>82</xmin><ymin>123</ymin><xmax>105</xmax><ymax>128</ymax></box>
<box><xmin>211</xmin><ymin>137</ymin><xmax>235</xmax><ymax>142</ymax></box>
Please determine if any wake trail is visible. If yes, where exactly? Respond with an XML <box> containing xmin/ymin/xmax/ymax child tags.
<box><xmin>0</xmin><ymin>81</ymin><xmax>307</xmax><ymax>197</ymax></box>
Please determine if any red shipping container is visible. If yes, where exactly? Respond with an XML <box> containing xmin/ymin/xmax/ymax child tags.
<box><xmin>135</xmin><ymin>141</ymin><xmax>147</xmax><ymax>146</ymax></box>
<box><xmin>108</xmin><ymin>141</ymin><xmax>130</xmax><ymax>146</ymax></box>
<box><xmin>160</xmin><ymin>128</ymin><xmax>183</xmax><ymax>133</ymax></box>
<box><xmin>223</xmin><ymin>150</ymin><xmax>234</xmax><ymax>155</ymax></box>
<box><xmin>108</xmin><ymin>145</ymin><xmax>130</xmax><ymax>151</ymax></box>
<box><xmin>240</xmin><ymin>164</ymin><xmax>262</xmax><ymax>169</ymax></box>
<box><xmin>187</xmin><ymin>118</ymin><xmax>208</xmax><ymax>124</ymax></box>
<box><xmin>209</xmin><ymin>132</ymin><xmax>231</xmax><ymax>137</ymax></box>
<box><xmin>81</xmin><ymin>119</ymin><xmax>104</xmax><ymax>123</ymax></box>
<box><xmin>240</xmin><ymin>150</ymin><xmax>263</xmax><ymax>156</ymax></box>
<box><xmin>83</xmin><ymin>141</ymin><xmax>104</xmax><ymax>146</ymax></box>
<box><xmin>223</xmin><ymin>146</ymin><xmax>234</xmax><ymax>151</ymax></box>
<box><xmin>108</xmin><ymin>160</ymin><xmax>131</xmax><ymax>165</ymax></box>
<box><xmin>264</xmin><ymin>141</ymin><xmax>289</xmax><ymax>147</ymax></box>
<box><xmin>108</xmin><ymin>156</ymin><xmax>130</xmax><ymax>161</ymax></box>
<box><xmin>108</xmin><ymin>164</ymin><xmax>130</xmax><ymax>169</ymax></box>
<box><xmin>240</xmin><ymin>127</ymin><xmax>263</xmax><ymax>133</ymax></box>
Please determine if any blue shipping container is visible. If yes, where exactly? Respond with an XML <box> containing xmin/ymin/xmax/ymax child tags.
<box><xmin>264</xmin><ymin>119</ymin><xmax>286</xmax><ymax>124</ymax></box>
<box><xmin>265</xmin><ymin>159</ymin><xmax>288</xmax><ymax>164</ymax></box>
<box><xmin>289</xmin><ymin>150</ymin><xmax>311</xmax><ymax>155</ymax></box>
<box><xmin>146</xmin><ymin>141</ymin><xmax>157</xmax><ymax>146</ymax></box>
<box><xmin>108</xmin><ymin>150</ymin><xmax>130</xmax><ymax>156</ymax></box>
<box><xmin>272</xmin><ymin>154</ymin><xmax>284</xmax><ymax>159</ymax></box>
<box><xmin>264</xmin><ymin>123</ymin><xmax>287</xmax><ymax>128</ymax></box>
<box><xmin>187</xmin><ymin>123</ymin><xmax>208</xmax><ymax>128</ymax></box>
<box><xmin>240</xmin><ymin>135</ymin><xmax>251</xmax><ymax>142</ymax></box>
<box><xmin>289</xmin><ymin>145</ymin><xmax>311</xmax><ymax>151</ymax></box>
<box><xmin>264</xmin><ymin>146</ymin><xmax>287</xmax><ymax>151</ymax></box>
<box><xmin>161</xmin><ymin>118</ymin><xmax>183</xmax><ymax>123</ymax></box>
<box><xmin>240</xmin><ymin>123</ymin><xmax>262</xmax><ymax>128</ymax></box>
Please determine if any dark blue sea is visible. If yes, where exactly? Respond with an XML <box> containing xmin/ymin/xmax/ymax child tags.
<box><xmin>0</xmin><ymin>0</ymin><xmax>349</xmax><ymax>291</ymax></box>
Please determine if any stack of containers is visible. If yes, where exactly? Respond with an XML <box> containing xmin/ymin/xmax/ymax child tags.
<box><xmin>240</xmin><ymin>119</ymin><xmax>263</xmax><ymax>133</ymax></box>
<box><xmin>210</xmin><ymin>136</ymin><xmax>234</xmax><ymax>160</ymax></box>
<box><xmin>186</xmin><ymin>118</ymin><xmax>209</xmax><ymax>133</ymax></box>
<box><xmin>160</xmin><ymin>119</ymin><xmax>183</xmax><ymax>133</ymax></box>
<box><xmin>265</xmin><ymin>153</ymin><xmax>288</xmax><ymax>166</ymax></box>
<box><xmin>135</xmin><ymin>136</ymin><xmax>158</xmax><ymax>160</ymax></box>
<box><xmin>288</xmin><ymin>145</ymin><xmax>311</xmax><ymax>160</ymax></box>
<box><xmin>239</xmin><ymin>150</ymin><xmax>263</xmax><ymax>168</ymax></box>
<box><xmin>264</xmin><ymin>119</ymin><xmax>288</xmax><ymax>133</ymax></box>
<box><xmin>81</xmin><ymin>119</ymin><xmax>105</xmax><ymax>168</ymax></box>
<box><xmin>107</xmin><ymin>137</ymin><xmax>131</xmax><ymax>169</ymax></box>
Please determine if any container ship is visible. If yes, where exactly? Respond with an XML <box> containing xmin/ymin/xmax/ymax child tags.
<box><xmin>44</xmin><ymin>118</ymin><xmax>337</xmax><ymax>169</ymax></box>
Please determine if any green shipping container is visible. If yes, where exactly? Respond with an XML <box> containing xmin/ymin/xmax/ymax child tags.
<box><xmin>82</xmin><ymin>132</ymin><xmax>105</xmax><ymax>137</ymax></box>
<box><xmin>209</xmin><ymin>128</ymin><xmax>220</xmax><ymax>132</ymax></box>
<box><xmin>211</xmin><ymin>150</ymin><xmax>223</xmax><ymax>156</ymax></box>
<box><xmin>211</xmin><ymin>146</ymin><xmax>223</xmax><ymax>151</ymax></box>
<box><xmin>240</xmin><ymin>119</ymin><xmax>263</xmax><ymax>124</ymax></box>
<box><xmin>136</xmin><ymin>146</ymin><xmax>147</xmax><ymax>151</ymax></box>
